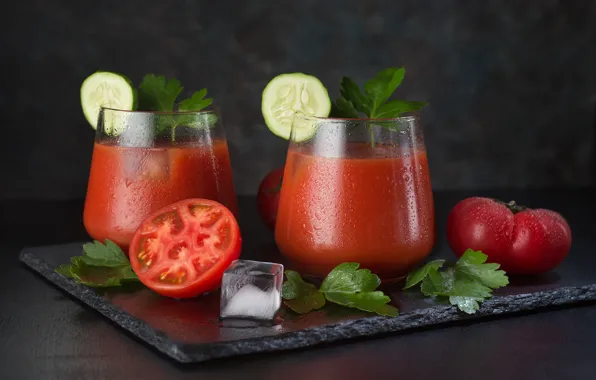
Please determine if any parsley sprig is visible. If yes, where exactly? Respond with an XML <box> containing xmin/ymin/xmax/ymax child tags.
<box><xmin>282</xmin><ymin>250</ymin><xmax>509</xmax><ymax>317</ymax></box>
<box><xmin>330</xmin><ymin>67</ymin><xmax>427</xmax><ymax>146</ymax></box>
<box><xmin>404</xmin><ymin>249</ymin><xmax>509</xmax><ymax>314</ymax></box>
<box><xmin>282</xmin><ymin>263</ymin><xmax>399</xmax><ymax>317</ymax></box>
<box><xmin>136</xmin><ymin>74</ymin><xmax>215</xmax><ymax>141</ymax></box>
<box><xmin>56</xmin><ymin>240</ymin><xmax>140</xmax><ymax>287</ymax></box>
<box><xmin>331</xmin><ymin>67</ymin><xmax>427</xmax><ymax>119</ymax></box>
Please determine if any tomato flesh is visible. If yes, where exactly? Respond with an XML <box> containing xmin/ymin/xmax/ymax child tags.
<box><xmin>130</xmin><ymin>199</ymin><xmax>242</xmax><ymax>298</ymax></box>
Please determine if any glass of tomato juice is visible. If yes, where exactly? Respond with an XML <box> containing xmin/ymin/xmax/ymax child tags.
<box><xmin>275</xmin><ymin>114</ymin><xmax>435</xmax><ymax>281</ymax></box>
<box><xmin>83</xmin><ymin>107</ymin><xmax>238</xmax><ymax>251</ymax></box>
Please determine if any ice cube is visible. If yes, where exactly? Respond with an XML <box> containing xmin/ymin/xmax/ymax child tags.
<box><xmin>121</xmin><ymin>148</ymin><xmax>170</xmax><ymax>181</ymax></box>
<box><xmin>220</xmin><ymin>260</ymin><xmax>283</xmax><ymax>323</ymax></box>
<box><xmin>221</xmin><ymin>284</ymin><xmax>280</xmax><ymax>320</ymax></box>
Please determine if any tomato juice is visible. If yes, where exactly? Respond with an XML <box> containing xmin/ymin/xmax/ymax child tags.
<box><xmin>84</xmin><ymin>140</ymin><xmax>237</xmax><ymax>251</ymax></box>
<box><xmin>275</xmin><ymin>143</ymin><xmax>435</xmax><ymax>280</ymax></box>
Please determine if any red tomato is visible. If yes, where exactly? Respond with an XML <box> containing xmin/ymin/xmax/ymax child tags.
<box><xmin>257</xmin><ymin>167</ymin><xmax>284</xmax><ymax>230</ymax></box>
<box><xmin>446</xmin><ymin>197</ymin><xmax>571</xmax><ymax>275</ymax></box>
<box><xmin>129</xmin><ymin>199</ymin><xmax>242</xmax><ymax>298</ymax></box>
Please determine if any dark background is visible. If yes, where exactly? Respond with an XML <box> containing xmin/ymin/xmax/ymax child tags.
<box><xmin>2</xmin><ymin>0</ymin><xmax>595</xmax><ymax>200</ymax></box>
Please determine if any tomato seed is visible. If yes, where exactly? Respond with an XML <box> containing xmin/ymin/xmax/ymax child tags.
<box><xmin>200</xmin><ymin>210</ymin><xmax>222</xmax><ymax>228</ymax></box>
<box><xmin>153</xmin><ymin>210</ymin><xmax>184</xmax><ymax>235</ymax></box>
<box><xmin>188</xmin><ymin>204</ymin><xmax>211</xmax><ymax>217</ymax></box>
<box><xmin>158</xmin><ymin>269</ymin><xmax>187</xmax><ymax>284</ymax></box>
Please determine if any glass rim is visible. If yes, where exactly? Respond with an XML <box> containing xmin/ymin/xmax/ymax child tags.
<box><xmin>100</xmin><ymin>105</ymin><xmax>219</xmax><ymax>116</ymax></box>
<box><xmin>294</xmin><ymin>112</ymin><xmax>418</xmax><ymax>123</ymax></box>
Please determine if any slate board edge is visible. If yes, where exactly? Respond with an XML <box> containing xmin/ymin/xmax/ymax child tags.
<box><xmin>19</xmin><ymin>249</ymin><xmax>596</xmax><ymax>364</ymax></box>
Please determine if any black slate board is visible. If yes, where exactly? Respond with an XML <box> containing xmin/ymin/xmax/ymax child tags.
<box><xmin>19</xmin><ymin>240</ymin><xmax>596</xmax><ymax>364</ymax></box>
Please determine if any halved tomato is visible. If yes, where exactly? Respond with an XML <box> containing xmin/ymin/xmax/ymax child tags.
<box><xmin>129</xmin><ymin>199</ymin><xmax>242</xmax><ymax>299</ymax></box>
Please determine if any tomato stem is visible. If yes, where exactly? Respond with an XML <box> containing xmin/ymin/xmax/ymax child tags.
<box><xmin>493</xmin><ymin>199</ymin><xmax>528</xmax><ymax>214</ymax></box>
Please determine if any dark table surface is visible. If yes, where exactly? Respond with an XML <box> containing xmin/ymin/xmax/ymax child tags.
<box><xmin>2</xmin><ymin>189</ymin><xmax>596</xmax><ymax>380</ymax></box>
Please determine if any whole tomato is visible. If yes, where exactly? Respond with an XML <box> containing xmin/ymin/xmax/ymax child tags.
<box><xmin>446</xmin><ymin>197</ymin><xmax>571</xmax><ymax>275</ymax></box>
<box><xmin>257</xmin><ymin>167</ymin><xmax>284</xmax><ymax>231</ymax></box>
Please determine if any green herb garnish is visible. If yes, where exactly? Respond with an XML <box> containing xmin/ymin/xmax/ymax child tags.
<box><xmin>56</xmin><ymin>240</ymin><xmax>140</xmax><ymax>287</ymax></box>
<box><xmin>138</xmin><ymin>74</ymin><xmax>184</xmax><ymax>112</ymax></box>
<box><xmin>282</xmin><ymin>263</ymin><xmax>399</xmax><ymax>317</ymax></box>
<box><xmin>137</xmin><ymin>74</ymin><xmax>214</xmax><ymax>140</ymax></box>
<box><xmin>330</xmin><ymin>67</ymin><xmax>427</xmax><ymax>146</ymax></box>
<box><xmin>404</xmin><ymin>249</ymin><xmax>509</xmax><ymax>314</ymax></box>
<box><xmin>332</xmin><ymin>67</ymin><xmax>427</xmax><ymax>119</ymax></box>
<box><xmin>178</xmin><ymin>88</ymin><xmax>213</xmax><ymax>112</ymax></box>
<box><xmin>282</xmin><ymin>271</ymin><xmax>326</xmax><ymax>314</ymax></box>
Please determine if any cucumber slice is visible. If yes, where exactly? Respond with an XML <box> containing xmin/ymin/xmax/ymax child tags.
<box><xmin>261</xmin><ymin>73</ymin><xmax>331</xmax><ymax>141</ymax></box>
<box><xmin>80</xmin><ymin>71</ymin><xmax>137</xmax><ymax>134</ymax></box>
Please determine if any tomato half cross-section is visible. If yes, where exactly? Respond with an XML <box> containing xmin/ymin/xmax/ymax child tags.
<box><xmin>129</xmin><ymin>199</ymin><xmax>242</xmax><ymax>299</ymax></box>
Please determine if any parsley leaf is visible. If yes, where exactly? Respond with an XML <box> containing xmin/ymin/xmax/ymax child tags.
<box><xmin>404</xmin><ymin>259</ymin><xmax>445</xmax><ymax>289</ymax></box>
<box><xmin>55</xmin><ymin>240</ymin><xmax>140</xmax><ymax>287</ymax></box>
<box><xmin>178</xmin><ymin>88</ymin><xmax>213</xmax><ymax>112</ymax></box>
<box><xmin>325</xmin><ymin>291</ymin><xmax>398</xmax><ymax>317</ymax></box>
<box><xmin>282</xmin><ymin>271</ymin><xmax>325</xmax><ymax>314</ymax></box>
<box><xmin>174</xmin><ymin>89</ymin><xmax>217</xmax><ymax>131</ymax></box>
<box><xmin>455</xmin><ymin>249</ymin><xmax>509</xmax><ymax>289</ymax></box>
<box><xmin>138</xmin><ymin>74</ymin><xmax>183</xmax><ymax>112</ymax></box>
<box><xmin>339</xmin><ymin>77</ymin><xmax>370</xmax><ymax>114</ymax></box>
<box><xmin>375</xmin><ymin>100</ymin><xmax>428</xmax><ymax>119</ymax></box>
<box><xmin>421</xmin><ymin>266</ymin><xmax>456</xmax><ymax>296</ymax></box>
<box><xmin>79</xmin><ymin>239</ymin><xmax>130</xmax><ymax>267</ymax></box>
<box><xmin>329</xmin><ymin>67</ymin><xmax>427</xmax><ymax>124</ymax></box>
<box><xmin>405</xmin><ymin>250</ymin><xmax>509</xmax><ymax>314</ymax></box>
<box><xmin>448</xmin><ymin>296</ymin><xmax>485</xmax><ymax>314</ymax></box>
<box><xmin>364</xmin><ymin>67</ymin><xmax>405</xmax><ymax>117</ymax></box>
<box><xmin>320</xmin><ymin>262</ymin><xmax>380</xmax><ymax>293</ymax></box>
<box><xmin>282</xmin><ymin>262</ymin><xmax>399</xmax><ymax>317</ymax></box>
<box><xmin>137</xmin><ymin>76</ymin><xmax>217</xmax><ymax>138</ymax></box>
<box><xmin>332</xmin><ymin>98</ymin><xmax>360</xmax><ymax>119</ymax></box>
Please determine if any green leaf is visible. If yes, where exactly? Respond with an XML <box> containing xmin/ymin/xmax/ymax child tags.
<box><xmin>331</xmin><ymin>98</ymin><xmax>360</xmax><ymax>118</ymax></box>
<box><xmin>55</xmin><ymin>241</ymin><xmax>140</xmax><ymax>288</ymax></box>
<box><xmin>449</xmin><ymin>296</ymin><xmax>483</xmax><ymax>314</ymax></box>
<box><xmin>56</xmin><ymin>264</ymin><xmax>74</xmax><ymax>278</ymax></box>
<box><xmin>339</xmin><ymin>77</ymin><xmax>370</xmax><ymax>114</ymax></box>
<box><xmin>138</xmin><ymin>74</ymin><xmax>183</xmax><ymax>112</ymax></box>
<box><xmin>364</xmin><ymin>67</ymin><xmax>405</xmax><ymax>116</ymax></box>
<box><xmin>375</xmin><ymin>100</ymin><xmax>428</xmax><ymax>118</ymax></box>
<box><xmin>325</xmin><ymin>291</ymin><xmax>398</xmax><ymax>317</ymax></box>
<box><xmin>445</xmin><ymin>263</ymin><xmax>497</xmax><ymax>314</ymax></box>
<box><xmin>281</xmin><ymin>271</ymin><xmax>310</xmax><ymax>299</ymax></box>
<box><xmin>317</xmin><ymin>263</ymin><xmax>398</xmax><ymax>317</ymax></box>
<box><xmin>282</xmin><ymin>271</ymin><xmax>325</xmax><ymax>314</ymax></box>
<box><xmin>420</xmin><ymin>266</ymin><xmax>455</xmax><ymax>296</ymax></box>
<box><xmin>455</xmin><ymin>249</ymin><xmax>509</xmax><ymax>289</ymax></box>
<box><xmin>61</xmin><ymin>259</ymin><xmax>138</xmax><ymax>288</ymax></box>
<box><xmin>178</xmin><ymin>88</ymin><xmax>213</xmax><ymax>112</ymax></box>
<box><xmin>320</xmin><ymin>262</ymin><xmax>380</xmax><ymax>294</ymax></box>
<box><xmin>452</xmin><ymin>270</ymin><xmax>493</xmax><ymax>295</ymax></box>
<box><xmin>80</xmin><ymin>239</ymin><xmax>129</xmax><ymax>267</ymax></box>
<box><xmin>281</xmin><ymin>263</ymin><xmax>400</xmax><ymax>317</ymax></box>
<box><xmin>406</xmin><ymin>249</ymin><xmax>509</xmax><ymax>315</ymax></box>
<box><xmin>403</xmin><ymin>259</ymin><xmax>445</xmax><ymax>289</ymax></box>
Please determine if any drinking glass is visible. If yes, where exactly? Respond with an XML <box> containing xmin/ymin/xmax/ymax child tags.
<box><xmin>275</xmin><ymin>114</ymin><xmax>435</xmax><ymax>281</ymax></box>
<box><xmin>83</xmin><ymin>107</ymin><xmax>237</xmax><ymax>251</ymax></box>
